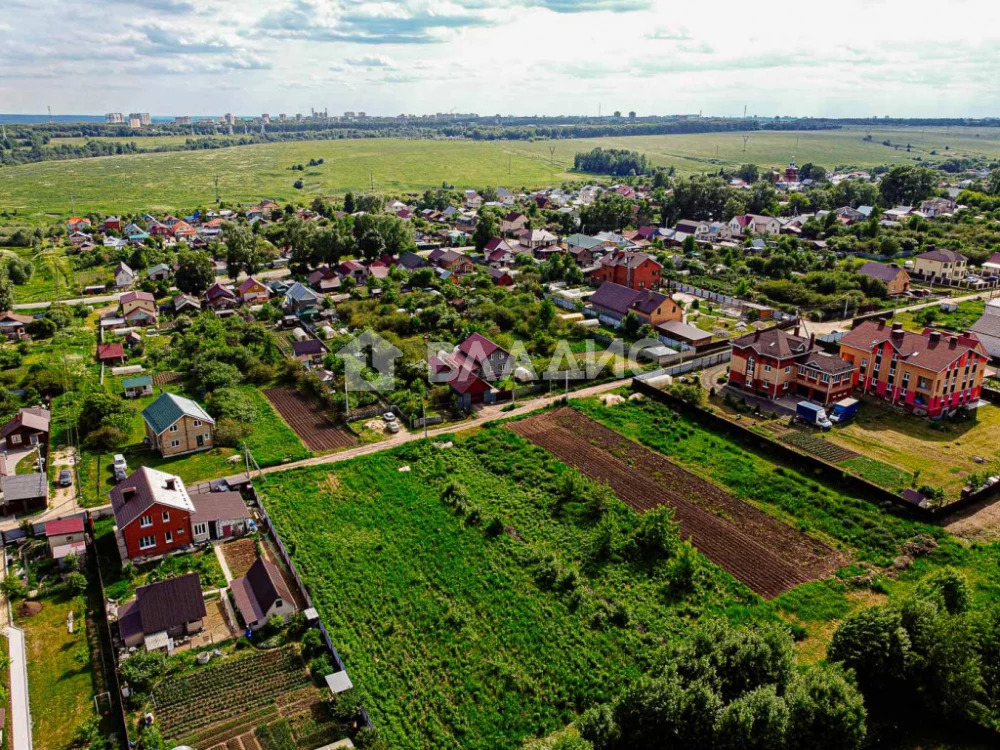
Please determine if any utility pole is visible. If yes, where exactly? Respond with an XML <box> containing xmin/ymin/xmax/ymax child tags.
<box><xmin>369</xmin><ymin>172</ymin><xmax>375</xmax><ymax>191</ymax></box>
<box><xmin>214</xmin><ymin>174</ymin><xmax>220</xmax><ymax>203</ymax></box>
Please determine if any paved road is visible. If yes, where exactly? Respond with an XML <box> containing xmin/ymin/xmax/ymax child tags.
<box><xmin>802</xmin><ymin>290</ymin><xmax>997</xmax><ymax>337</ymax></box>
<box><xmin>12</xmin><ymin>268</ymin><xmax>291</xmax><ymax>310</ymax></box>
<box><xmin>6</xmin><ymin>626</ymin><xmax>31</xmax><ymax>750</ymax></box>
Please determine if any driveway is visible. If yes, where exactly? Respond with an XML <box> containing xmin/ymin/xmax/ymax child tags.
<box><xmin>47</xmin><ymin>448</ymin><xmax>80</xmax><ymax>518</ymax></box>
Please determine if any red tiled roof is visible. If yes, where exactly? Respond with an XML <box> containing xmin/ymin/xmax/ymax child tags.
<box><xmin>45</xmin><ymin>517</ymin><xmax>84</xmax><ymax>536</ymax></box>
<box><xmin>839</xmin><ymin>320</ymin><xmax>987</xmax><ymax>372</ymax></box>
<box><xmin>97</xmin><ymin>343</ymin><xmax>125</xmax><ymax>361</ymax></box>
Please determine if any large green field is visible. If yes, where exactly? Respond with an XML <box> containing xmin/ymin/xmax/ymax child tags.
<box><xmin>4</xmin><ymin>126</ymin><xmax>999</xmax><ymax>218</ymax></box>
<box><xmin>257</xmin><ymin>392</ymin><xmax>999</xmax><ymax>748</ymax></box>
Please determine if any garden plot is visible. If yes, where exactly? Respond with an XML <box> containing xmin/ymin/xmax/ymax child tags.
<box><xmin>263</xmin><ymin>387</ymin><xmax>356</xmax><ymax>452</ymax></box>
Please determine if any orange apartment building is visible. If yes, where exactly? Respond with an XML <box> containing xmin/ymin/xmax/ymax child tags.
<box><xmin>838</xmin><ymin>320</ymin><xmax>988</xmax><ymax>417</ymax></box>
<box><xmin>728</xmin><ymin>327</ymin><xmax>857</xmax><ymax>405</ymax></box>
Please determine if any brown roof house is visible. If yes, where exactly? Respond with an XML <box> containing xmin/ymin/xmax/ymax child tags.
<box><xmin>1</xmin><ymin>407</ymin><xmax>50</xmax><ymax>452</ymax></box>
<box><xmin>231</xmin><ymin>557</ymin><xmax>297</xmax><ymax>632</ymax></box>
<box><xmin>857</xmin><ymin>262</ymin><xmax>911</xmax><ymax>296</ymax></box>
<box><xmin>117</xmin><ymin>573</ymin><xmax>207</xmax><ymax>651</ymax></box>
<box><xmin>190</xmin><ymin>491</ymin><xmax>251</xmax><ymax>544</ymax></box>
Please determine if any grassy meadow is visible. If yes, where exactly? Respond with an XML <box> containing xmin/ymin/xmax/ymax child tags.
<box><xmin>257</xmin><ymin>393</ymin><xmax>1000</xmax><ymax>748</ymax></box>
<box><xmin>3</xmin><ymin>125</ymin><xmax>1000</xmax><ymax>219</ymax></box>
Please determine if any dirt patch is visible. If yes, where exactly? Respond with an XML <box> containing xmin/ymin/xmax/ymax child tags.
<box><xmin>944</xmin><ymin>499</ymin><xmax>1000</xmax><ymax>543</ymax></box>
<box><xmin>222</xmin><ymin>539</ymin><xmax>259</xmax><ymax>579</ymax></box>
<box><xmin>509</xmin><ymin>408</ymin><xmax>846</xmax><ymax>599</ymax></box>
<box><xmin>263</xmin><ymin>387</ymin><xmax>356</xmax><ymax>452</ymax></box>
<box><xmin>18</xmin><ymin>601</ymin><xmax>42</xmax><ymax>617</ymax></box>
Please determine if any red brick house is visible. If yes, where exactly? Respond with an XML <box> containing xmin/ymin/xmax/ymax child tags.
<box><xmin>588</xmin><ymin>251</ymin><xmax>662</xmax><ymax>290</ymax></box>
<box><xmin>110</xmin><ymin>467</ymin><xmax>196</xmax><ymax>561</ymax></box>
<box><xmin>728</xmin><ymin>327</ymin><xmax>856</xmax><ymax>405</ymax></box>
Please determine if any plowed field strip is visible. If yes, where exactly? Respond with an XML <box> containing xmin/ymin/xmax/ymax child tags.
<box><xmin>509</xmin><ymin>409</ymin><xmax>844</xmax><ymax>598</ymax></box>
<box><xmin>263</xmin><ymin>387</ymin><xmax>356</xmax><ymax>451</ymax></box>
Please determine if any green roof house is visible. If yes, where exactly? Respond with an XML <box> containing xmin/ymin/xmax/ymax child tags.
<box><xmin>142</xmin><ymin>393</ymin><xmax>215</xmax><ymax>457</ymax></box>
<box><xmin>122</xmin><ymin>375</ymin><xmax>154</xmax><ymax>400</ymax></box>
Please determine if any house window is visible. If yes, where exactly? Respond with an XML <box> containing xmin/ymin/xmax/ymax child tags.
<box><xmin>204</xmin><ymin>433</ymin><xmax>211</xmax><ymax>441</ymax></box>
<box><xmin>764</xmin><ymin>364</ymin><xmax>772</xmax><ymax>373</ymax></box>
<box><xmin>861</xmin><ymin>358</ymin><xmax>868</xmax><ymax>369</ymax></box>
<box><xmin>164</xmin><ymin>531</ymin><xmax>173</xmax><ymax>544</ymax></box>
<box><xmin>821</xmin><ymin>374</ymin><xmax>830</xmax><ymax>383</ymax></box>
<box><xmin>139</xmin><ymin>536</ymin><xmax>156</xmax><ymax>550</ymax></box>
<box><xmin>140</xmin><ymin>515</ymin><xmax>152</xmax><ymax>528</ymax></box>
<box><xmin>162</xmin><ymin>511</ymin><xmax>170</xmax><ymax>523</ymax></box>
<box><xmin>193</xmin><ymin>420</ymin><xmax>202</xmax><ymax>427</ymax></box>
<box><xmin>784</xmin><ymin>366</ymin><xmax>791</xmax><ymax>374</ymax></box>
<box><xmin>193</xmin><ymin>522</ymin><xmax>207</xmax><ymax>536</ymax></box>
<box><xmin>169</xmin><ymin>424</ymin><xmax>179</xmax><ymax>433</ymax></box>
<box><xmin>170</xmin><ymin>440</ymin><xmax>180</xmax><ymax>448</ymax></box>
<box><xmin>274</xmin><ymin>599</ymin><xmax>283</xmax><ymax>608</ymax></box>
<box><xmin>9</xmin><ymin>434</ymin><xmax>20</xmax><ymax>445</ymax></box>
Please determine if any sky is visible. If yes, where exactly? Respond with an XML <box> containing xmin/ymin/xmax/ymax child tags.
<box><xmin>2</xmin><ymin>0</ymin><xmax>1000</xmax><ymax>119</ymax></box>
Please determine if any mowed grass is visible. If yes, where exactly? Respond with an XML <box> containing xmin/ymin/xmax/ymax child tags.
<box><xmin>826</xmin><ymin>398</ymin><xmax>1000</xmax><ymax>499</ymax></box>
<box><xmin>5</xmin><ymin>125</ymin><xmax>1000</xmax><ymax>218</ymax></box>
<box><xmin>75</xmin><ymin>384</ymin><xmax>309</xmax><ymax>506</ymax></box>
<box><xmin>18</xmin><ymin>588</ymin><xmax>99</xmax><ymax>749</ymax></box>
<box><xmin>260</xmin><ymin>428</ymin><xmax>775</xmax><ymax>749</ymax></box>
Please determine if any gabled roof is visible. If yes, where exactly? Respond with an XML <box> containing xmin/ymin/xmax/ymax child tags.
<box><xmin>115</xmin><ymin>262</ymin><xmax>134</xmax><ymax>276</ymax></box>
<box><xmin>122</xmin><ymin>375</ymin><xmax>153</xmax><ymax>389</ymax></box>
<box><xmin>231</xmin><ymin>557</ymin><xmax>294</xmax><ymax>625</ymax></box>
<box><xmin>285</xmin><ymin>282</ymin><xmax>322</xmax><ymax>302</ymax></box>
<box><xmin>190</xmin><ymin>491</ymin><xmax>249</xmax><ymax>525</ymax></box>
<box><xmin>918</xmin><ymin>248</ymin><xmax>967</xmax><ymax>263</ymax></box>
<box><xmin>839</xmin><ymin>320</ymin><xmax>986</xmax><ymax>373</ymax></box>
<box><xmin>598</xmin><ymin>250</ymin><xmax>660</xmax><ymax>270</ymax></box>
<box><xmin>97</xmin><ymin>343</ymin><xmax>125</xmax><ymax>361</ymax></box>
<box><xmin>142</xmin><ymin>393</ymin><xmax>214</xmax><ymax>435</ymax></box>
<box><xmin>458</xmin><ymin>332</ymin><xmax>503</xmax><ymax>359</ymax></box>
<box><xmin>237</xmin><ymin>276</ymin><xmax>266</xmax><ymax>295</ymax></box>
<box><xmin>1</xmin><ymin>407</ymin><xmax>50</xmax><ymax>438</ymax></box>
<box><xmin>590</xmin><ymin>282</ymin><xmax>641</xmax><ymax>316</ymax></box>
<box><xmin>109</xmin><ymin>466</ymin><xmax>195</xmax><ymax>529</ymax></box>
<box><xmin>731</xmin><ymin>327</ymin><xmax>812</xmax><ymax>359</ymax></box>
<box><xmin>1</xmin><ymin>474</ymin><xmax>47</xmax><ymax>503</ymax></box>
<box><xmin>120</xmin><ymin>291</ymin><xmax>155</xmax><ymax>305</ymax></box>
<box><xmin>292</xmin><ymin>339</ymin><xmax>325</xmax><ymax>357</ymax></box>
<box><xmin>45</xmin><ymin>517</ymin><xmax>84</xmax><ymax>537</ymax></box>
<box><xmin>205</xmin><ymin>283</ymin><xmax>236</xmax><ymax>301</ymax></box>
<box><xmin>122</xmin><ymin>573</ymin><xmax>206</xmax><ymax>636</ymax></box>
<box><xmin>857</xmin><ymin>262</ymin><xmax>907</xmax><ymax>284</ymax></box>
<box><xmin>564</xmin><ymin>234</ymin><xmax>604</xmax><ymax>250</ymax></box>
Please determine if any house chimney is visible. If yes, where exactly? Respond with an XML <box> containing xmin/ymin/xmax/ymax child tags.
<box><xmin>891</xmin><ymin>322</ymin><xmax>903</xmax><ymax>335</ymax></box>
<box><xmin>929</xmin><ymin>331</ymin><xmax>941</xmax><ymax>344</ymax></box>
<box><xmin>165</xmin><ymin>478</ymin><xmax>176</xmax><ymax>491</ymax></box>
<box><xmin>794</xmin><ymin>325</ymin><xmax>800</xmax><ymax>337</ymax></box>
<box><xmin>949</xmin><ymin>335</ymin><xmax>958</xmax><ymax>346</ymax></box>
<box><xmin>754</xmin><ymin>329</ymin><xmax>760</xmax><ymax>341</ymax></box>
<box><xmin>809</xmin><ymin>333</ymin><xmax>816</xmax><ymax>348</ymax></box>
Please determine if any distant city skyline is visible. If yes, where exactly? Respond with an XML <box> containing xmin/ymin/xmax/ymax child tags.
<box><xmin>2</xmin><ymin>0</ymin><xmax>1000</xmax><ymax>119</ymax></box>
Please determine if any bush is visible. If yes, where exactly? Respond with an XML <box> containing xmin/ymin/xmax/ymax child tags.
<box><xmin>65</xmin><ymin>572</ymin><xmax>87</xmax><ymax>595</ymax></box>
<box><xmin>214</xmin><ymin>417</ymin><xmax>251</xmax><ymax>448</ymax></box>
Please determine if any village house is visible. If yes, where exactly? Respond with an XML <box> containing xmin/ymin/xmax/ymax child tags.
<box><xmin>117</xmin><ymin>573</ymin><xmax>206</xmax><ymax>651</ymax></box>
<box><xmin>284</xmin><ymin>282</ymin><xmax>323</xmax><ymax>313</ymax></box>
<box><xmin>173</xmin><ymin>294</ymin><xmax>202</xmax><ymax>315</ymax></box>
<box><xmin>122</xmin><ymin>374</ymin><xmax>154</xmax><ymax>399</ymax></box>
<box><xmin>1</xmin><ymin>474</ymin><xmax>48</xmax><ymax>516</ymax></box>
<box><xmin>97</xmin><ymin>342</ymin><xmax>126</xmax><ymax>365</ymax></box>
<box><xmin>920</xmin><ymin>197</ymin><xmax>957</xmax><ymax>218</ymax></box>
<box><xmin>114</xmin><ymin>262</ymin><xmax>136</xmax><ymax>288</ymax></box>
<box><xmin>1</xmin><ymin>407</ymin><xmax>51</xmax><ymax>452</ymax></box>
<box><xmin>237</xmin><ymin>276</ymin><xmax>270</xmax><ymax>305</ymax></box>
<box><xmin>45</xmin><ymin>517</ymin><xmax>87</xmax><ymax>568</ymax></box>
<box><xmin>397</xmin><ymin>252</ymin><xmax>427</xmax><ymax>271</ymax></box>
<box><xmin>727</xmin><ymin>327</ymin><xmax>857</xmax><ymax>406</ymax></box>
<box><xmin>431</xmin><ymin>332</ymin><xmax>514</xmax><ymax>408</ymax></box>
<box><xmin>292</xmin><ymin>338</ymin><xmax>326</xmax><ymax>366</ymax></box>
<box><xmin>838</xmin><ymin>320</ymin><xmax>988</xmax><ymax>417</ymax></box>
<box><xmin>0</xmin><ymin>312</ymin><xmax>31</xmax><ymax>340</ymax></box>
<box><xmin>110</xmin><ymin>467</ymin><xmax>195</xmax><ymax>560</ymax></box>
<box><xmin>913</xmin><ymin>248</ymin><xmax>968</xmax><ymax>284</ymax></box>
<box><xmin>857</xmin><ymin>262</ymin><xmax>911</xmax><ymax>296</ymax></box>
<box><xmin>67</xmin><ymin>217</ymin><xmax>92</xmax><ymax>232</ymax></box>
<box><xmin>589</xmin><ymin>250</ymin><xmax>662</xmax><ymax>290</ymax></box>
<box><xmin>982</xmin><ymin>252</ymin><xmax>1000</xmax><ymax>277</ymax></box>
<box><xmin>190</xmin><ymin>491</ymin><xmax>251</xmax><ymax>544</ymax></box>
<box><xmin>142</xmin><ymin>393</ymin><xmax>215</xmax><ymax>458</ymax></box>
<box><xmin>971</xmin><ymin>298</ymin><xmax>1000</xmax><ymax>360</ymax></box>
<box><xmin>306</xmin><ymin>266</ymin><xmax>342</xmax><ymax>293</ymax></box>
<box><xmin>103</xmin><ymin>216</ymin><xmax>122</xmax><ymax>233</ymax></box>
<box><xmin>589</xmin><ymin>282</ymin><xmax>683</xmax><ymax>328</ymax></box>
<box><xmin>120</xmin><ymin>290</ymin><xmax>158</xmax><ymax>326</ymax></box>
<box><xmin>428</xmin><ymin>248</ymin><xmax>475</xmax><ymax>276</ymax></box>
<box><xmin>146</xmin><ymin>263</ymin><xmax>171</xmax><ymax>282</ymax></box>
<box><xmin>338</xmin><ymin>260</ymin><xmax>368</xmax><ymax>282</ymax></box>
<box><xmin>729</xmin><ymin>214</ymin><xmax>781</xmax><ymax>237</ymax></box>
<box><xmin>501</xmin><ymin>211</ymin><xmax>529</xmax><ymax>234</ymax></box>
<box><xmin>231</xmin><ymin>557</ymin><xmax>298</xmax><ymax>631</ymax></box>
<box><xmin>205</xmin><ymin>283</ymin><xmax>237</xmax><ymax>310</ymax></box>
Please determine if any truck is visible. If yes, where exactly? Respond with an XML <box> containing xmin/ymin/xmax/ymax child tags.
<box><xmin>829</xmin><ymin>398</ymin><xmax>859</xmax><ymax>424</ymax></box>
<box><xmin>796</xmin><ymin>401</ymin><xmax>832</xmax><ymax>429</ymax></box>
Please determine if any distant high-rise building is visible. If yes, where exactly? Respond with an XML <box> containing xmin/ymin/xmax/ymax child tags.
<box><xmin>175</xmin><ymin>116</ymin><xmax>192</xmax><ymax>125</ymax></box>
<box><xmin>105</xmin><ymin>112</ymin><xmax>124</xmax><ymax>124</ymax></box>
<box><xmin>261</xmin><ymin>114</ymin><xmax>270</xmax><ymax>124</ymax></box>
<box><xmin>295</xmin><ymin>113</ymin><xmax>302</xmax><ymax>121</ymax></box>
<box><xmin>223</xmin><ymin>113</ymin><xmax>235</xmax><ymax>126</ymax></box>
<box><xmin>357</xmin><ymin>111</ymin><xmax>366</xmax><ymax>119</ymax></box>
<box><xmin>279</xmin><ymin>113</ymin><xmax>287</xmax><ymax>122</ymax></box>
<box><xmin>344</xmin><ymin>111</ymin><xmax>355</xmax><ymax>119</ymax></box>
<box><xmin>128</xmin><ymin>117</ymin><xmax>141</xmax><ymax>129</ymax></box>
<box><xmin>128</xmin><ymin>112</ymin><xmax>151</xmax><ymax>126</ymax></box>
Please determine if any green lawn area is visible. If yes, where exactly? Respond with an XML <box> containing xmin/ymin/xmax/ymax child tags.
<box><xmin>894</xmin><ymin>299</ymin><xmax>987</xmax><ymax>334</ymax></box>
<box><xmin>260</xmin><ymin>427</ymin><xmax>775</xmax><ymax>749</ymax></box>
<box><xmin>75</xmin><ymin>385</ymin><xmax>310</xmax><ymax>507</ymax></box>
<box><xmin>5</xmin><ymin>125</ymin><xmax>1000</xmax><ymax>218</ymax></box>
<box><xmin>17</xmin><ymin>586</ymin><xmax>101</xmax><ymax>750</ymax></box>
<box><xmin>839</xmin><ymin>455</ymin><xmax>913</xmax><ymax>491</ymax></box>
<box><xmin>826</xmin><ymin>398</ymin><xmax>1000</xmax><ymax>501</ymax></box>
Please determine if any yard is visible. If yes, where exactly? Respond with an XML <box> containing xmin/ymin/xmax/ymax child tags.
<box><xmin>825</xmin><ymin>397</ymin><xmax>1000</xmax><ymax>500</ymax></box>
<box><xmin>75</xmin><ymin>385</ymin><xmax>310</xmax><ymax>507</ymax></box>
<box><xmin>893</xmin><ymin>298</ymin><xmax>987</xmax><ymax>334</ymax></box>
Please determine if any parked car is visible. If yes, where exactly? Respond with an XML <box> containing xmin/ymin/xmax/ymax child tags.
<box><xmin>385</xmin><ymin>421</ymin><xmax>400</xmax><ymax>434</ymax></box>
<box><xmin>58</xmin><ymin>469</ymin><xmax>73</xmax><ymax>487</ymax></box>
<box><xmin>113</xmin><ymin>453</ymin><xmax>128</xmax><ymax>480</ymax></box>
<box><xmin>383</xmin><ymin>412</ymin><xmax>396</xmax><ymax>423</ymax></box>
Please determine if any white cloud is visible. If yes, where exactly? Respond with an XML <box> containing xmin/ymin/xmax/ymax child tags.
<box><xmin>2</xmin><ymin>0</ymin><xmax>1000</xmax><ymax>117</ymax></box>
